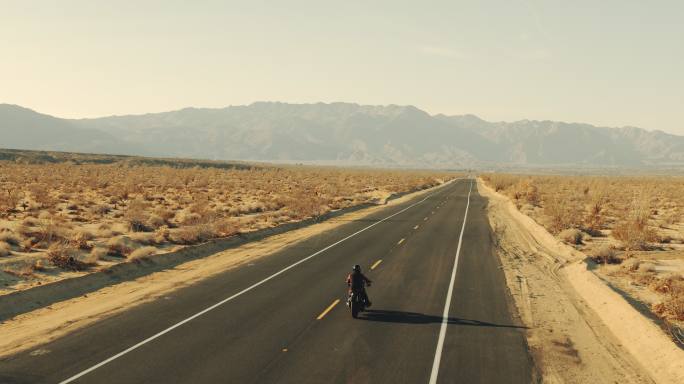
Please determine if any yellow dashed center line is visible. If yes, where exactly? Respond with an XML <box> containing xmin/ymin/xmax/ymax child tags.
<box><xmin>414</xmin><ymin>225</ymin><xmax>419</xmax><ymax>230</ymax></box>
<box><xmin>316</xmin><ymin>299</ymin><xmax>340</xmax><ymax>320</ymax></box>
<box><xmin>424</xmin><ymin>217</ymin><xmax>428</xmax><ymax>221</ymax></box>
<box><xmin>370</xmin><ymin>259</ymin><xmax>383</xmax><ymax>270</ymax></box>
<box><xmin>397</xmin><ymin>238</ymin><xmax>405</xmax><ymax>245</ymax></box>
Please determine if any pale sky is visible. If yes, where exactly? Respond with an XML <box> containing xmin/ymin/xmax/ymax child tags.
<box><xmin>1</xmin><ymin>1</ymin><xmax>683</xmax><ymax>134</ymax></box>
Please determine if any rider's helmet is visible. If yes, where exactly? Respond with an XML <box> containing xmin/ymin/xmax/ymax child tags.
<box><xmin>353</xmin><ymin>264</ymin><xmax>361</xmax><ymax>272</ymax></box>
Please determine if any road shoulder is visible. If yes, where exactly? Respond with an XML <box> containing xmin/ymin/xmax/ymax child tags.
<box><xmin>477</xmin><ymin>178</ymin><xmax>682</xmax><ymax>384</ymax></box>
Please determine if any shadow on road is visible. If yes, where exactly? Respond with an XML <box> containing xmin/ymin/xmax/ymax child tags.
<box><xmin>359</xmin><ymin>309</ymin><xmax>527</xmax><ymax>329</ymax></box>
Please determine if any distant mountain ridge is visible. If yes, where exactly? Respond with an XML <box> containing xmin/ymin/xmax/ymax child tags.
<box><xmin>2</xmin><ymin>102</ymin><xmax>683</xmax><ymax>168</ymax></box>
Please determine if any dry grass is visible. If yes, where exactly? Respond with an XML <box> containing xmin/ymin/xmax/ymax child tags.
<box><xmin>129</xmin><ymin>246</ymin><xmax>158</xmax><ymax>260</ymax></box>
<box><xmin>651</xmin><ymin>274</ymin><xmax>684</xmax><ymax>321</ymax></box>
<box><xmin>0</xmin><ymin>157</ymin><xmax>456</xmax><ymax>291</ymax></box>
<box><xmin>0</xmin><ymin>241</ymin><xmax>11</xmax><ymax>257</ymax></box>
<box><xmin>482</xmin><ymin>173</ymin><xmax>684</xmax><ymax>324</ymax></box>
<box><xmin>482</xmin><ymin>174</ymin><xmax>684</xmax><ymax>247</ymax></box>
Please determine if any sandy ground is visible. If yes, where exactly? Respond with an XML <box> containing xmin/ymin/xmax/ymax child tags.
<box><xmin>478</xmin><ymin>179</ymin><xmax>684</xmax><ymax>384</ymax></box>
<box><xmin>0</xmin><ymin>180</ymin><xmax>452</xmax><ymax>358</ymax></box>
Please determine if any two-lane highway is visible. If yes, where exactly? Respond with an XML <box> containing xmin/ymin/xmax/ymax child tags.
<box><xmin>0</xmin><ymin>179</ymin><xmax>532</xmax><ymax>384</ymax></box>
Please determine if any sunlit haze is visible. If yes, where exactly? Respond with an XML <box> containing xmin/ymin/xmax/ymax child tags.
<box><xmin>1</xmin><ymin>0</ymin><xmax>682</xmax><ymax>133</ymax></box>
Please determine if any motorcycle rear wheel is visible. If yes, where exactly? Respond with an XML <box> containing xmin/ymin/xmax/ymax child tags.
<box><xmin>350</xmin><ymin>300</ymin><xmax>360</xmax><ymax>318</ymax></box>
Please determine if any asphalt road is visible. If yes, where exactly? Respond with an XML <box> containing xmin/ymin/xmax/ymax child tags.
<box><xmin>0</xmin><ymin>179</ymin><xmax>533</xmax><ymax>384</ymax></box>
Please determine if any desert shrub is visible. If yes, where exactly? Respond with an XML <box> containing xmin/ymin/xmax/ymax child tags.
<box><xmin>32</xmin><ymin>259</ymin><xmax>46</xmax><ymax>271</ymax></box>
<box><xmin>650</xmin><ymin>274</ymin><xmax>684</xmax><ymax>294</ymax></box>
<box><xmin>213</xmin><ymin>219</ymin><xmax>239</xmax><ymax>237</ymax></box>
<box><xmin>589</xmin><ymin>245</ymin><xmax>620</xmax><ymax>264</ymax></box>
<box><xmin>483</xmin><ymin>174</ymin><xmax>517</xmax><ymax>192</ymax></box>
<box><xmin>3</xmin><ymin>262</ymin><xmax>35</xmax><ymax>277</ymax></box>
<box><xmin>559</xmin><ymin>228</ymin><xmax>583</xmax><ymax>245</ymax></box>
<box><xmin>0</xmin><ymin>189</ymin><xmax>23</xmax><ymax>213</ymax></box>
<box><xmin>89</xmin><ymin>204</ymin><xmax>111</xmax><ymax>217</ymax></box>
<box><xmin>129</xmin><ymin>246</ymin><xmax>158</xmax><ymax>260</ymax></box>
<box><xmin>29</xmin><ymin>183</ymin><xmax>55</xmax><ymax>209</ymax></box>
<box><xmin>69</xmin><ymin>229</ymin><xmax>94</xmax><ymax>250</ymax></box>
<box><xmin>153</xmin><ymin>207</ymin><xmax>175</xmax><ymax>221</ymax></box>
<box><xmin>20</xmin><ymin>237</ymin><xmax>36</xmax><ymax>251</ymax></box>
<box><xmin>612</xmin><ymin>198</ymin><xmax>659</xmax><ymax>250</ymax></box>
<box><xmin>106</xmin><ymin>236</ymin><xmax>137</xmax><ymax>257</ymax></box>
<box><xmin>621</xmin><ymin>257</ymin><xmax>641</xmax><ymax>271</ymax></box>
<box><xmin>652</xmin><ymin>276</ymin><xmax>684</xmax><ymax>321</ymax></box>
<box><xmin>125</xmin><ymin>198</ymin><xmax>150</xmax><ymax>232</ymax></box>
<box><xmin>128</xmin><ymin>232</ymin><xmax>161</xmax><ymax>245</ymax></box>
<box><xmin>154</xmin><ymin>226</ymin><xmax>170</xmax><ymax>243</ymax></box>
<box><xmin>509</xmin><ymin>179</ymin><xmax>540</xmax><ymax>207</ymax></box>
<box><xmin>35</xmin><ymin>217</ymin><xmax>69</xmax><ymax>246</ymax></box>
<box><xmin>0</xmin><ymin>241</ymin><xmax>11</xmax><ymax>256</ymax></box>
<box><xmin>47</xmin><ymin>243</ymin><xmax>87</xmax><ymax>270</ymax></box>
<box><xmin>177</xmin><ymin>211</ymin><xmax>202</xmax><ymax>226</ymax></box>
<box><xmin>22</xmin><ymin>216</ymin><xmax>41</xmax><ymax>226</ymax></box>
<box><xmin>544</xmin><ymin>197</ymin><xmax>578</xmax><ymax>233</ymax></box>
<box><xmin>169</xmin><ymin>225</ymin><xmax>214</xmax><ymax>244</ymax></box>
<box><xmin>612</xmin><ymin>220</ymin><xmax>658</xmax><ymax>250</ymax></box>
<box><xmin>663</xmin><ymin>209</ymin><xmax>681</xmax><ymax>226</ymax></box>
<box><xmin>147</xmin><ymin>214</ymin><xmax>166</xmax><ymax>229</ymax></box>
<box><xmin>0</xmin><ymin>231</ymin><xmax>22</xmax><ymax>246</ymax></box>
<box><xmin>638</xmin><ymin>262</ymin><xmax>656</xmax><ymax>273</ymax></box>
<box><xmin>90</xmin><ymin>246</ymin><xmax>108</xmax><ymax>260</ymax></box>
<box><xmin>584</xmin><ymin>193</ymin><xmax>607</xmax><ymax>235</ymax></box>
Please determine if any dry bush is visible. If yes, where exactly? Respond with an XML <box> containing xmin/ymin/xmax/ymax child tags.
<box><xmin>128</xmin><ymin>232</ymin><xmax>163</xmax><ymax>245</ymax></box>
<box><xmin>638</xmin><ymin>262</ymin><xmax>656</xmax><ymax>273</ymax></box>
<box><xmin>147</xmin><ymin>214</ymin><xmax>166</xmax><ymax>229</ymax></box>
<box><xmin>482</xmin><ymin>174</ymin><xmax>517</xmax><ymax>192</ymax></box>
<box><xmin>612</xmin><ymin>211</ymin><xmax>659</xmax><ymax>251</ymax></box>
<box><xmin>34</xmin><ymin>217</ymin><xmax>70</xmax><ymax>247</ymax></box>
<box><xmin>169</xmin><ymin>225</ymin><xmax>215</xmax><ymax>244</ymax></box>
<box><xmin>0</xmin><ymin>241</ymin><xmax>11</xmax><ymax>256</ymax></box>
<box><xmin>651</xmin><ymin>275</ymin><xmax>684</xmax><ymax>321</ymax></box>
<box><xmin>0</xmin><ymin>189</ymin><xmax>23</xmax><ymax>214</ymax></box>
<box><xmin>544</xmin><ymin>196</ymin><xmax>580</xmax><ymax>233</ymax></box>
<box><xmin>90</xmin><ymin>246</ymin><xmax>108</xmax><ymax>260</ymax></box>
<box><xmin>32</xmin><ymin>258</ymin><xmax>46</xmax><ymax>271</ymax></box>
<box><xmin>3</xmin><ymin>262</ymin><xmax>36</xmax><ymax>277</ymax></box>
<box><xmin>125</xmin><ymin>198</ymin><xmax>151</xmax><ymax>232</ymax></box>
<box><xmin>584</xmin><ymin>192</ymin><xmax>607</xmax><ymax>235</ymax></box>
<box><xmin>89</xmin><ymin>204</ymin><xmax>111</xmax><ymax>217</ymax></box>
<box><xmin>0</xmin><ymin>158</ymin><xmax>455</xmax><ymax>285</ymax></box>
<box><xmin>589</xmin><ymin>245</ymin><xmax>620</xmax><ymax>264</ymax></box>
<box><xmin>0</xmin><ymin>231</ymin><xmax>22</xmax><ymax>246</ymax></box>
<box><xmin>69</xmin><ymin>229</ymin><xmax>94</xmax><ymax>250</ymax></box>
<box><xmin>621</xmin><ymin>257</ymin><xmax>641</xmax><ymax>271</ymax></box>
<box><xmin>106</xmin><ymin>236</ymin><xmax>137</xmax><ymax>257</ymax></box>
<box><xmin>213</xmin><ymin>219</ymin><xmax>239</xmax><ymax>237</ymax></box>
<box><xmin>559</xmin><ymin>228</ymin><xmax>583</xmax><ymax>245</ymax></box>
<box><xmin>482</xmin><ymin>174</ymin><xmax>684</xmax><ymax>250</ymax></box>
<box><xmin>47</xmin><ymin>242</ymin><xmax>87</xmax><ymax>270</ymax></box>
<box><xmin>129</xmin><ymin>246</ymin><xmax>158</xmax><ymax>260</ymax></box>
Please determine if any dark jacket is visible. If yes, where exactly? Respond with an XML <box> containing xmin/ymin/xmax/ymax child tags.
<box><xmin>346</xmin><ymin>271</ymin><xmax>371</xmax><ymax>291</ymax></box>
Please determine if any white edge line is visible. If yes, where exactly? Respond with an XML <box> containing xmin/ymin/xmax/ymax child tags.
<box><xmin>58</xmin><ymin>179</ymin><xmax>462</xmax><ymax>384</ymax></box>
<box><xmin>428</xmin><ymin>179</ymin><xmax>473</xmax><ymax>384</ymax></box>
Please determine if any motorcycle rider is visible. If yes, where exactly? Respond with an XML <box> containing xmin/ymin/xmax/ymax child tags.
<box><xmin>347</xmin><ymin>264</ymin><xmax>372</xmax><ymax>307</ymax></box>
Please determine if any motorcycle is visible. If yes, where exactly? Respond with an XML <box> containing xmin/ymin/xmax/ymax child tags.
<box><xmin>347</xmin><ymin>283</ymin><xmax>370</xmax><ymax>318</ymax></box>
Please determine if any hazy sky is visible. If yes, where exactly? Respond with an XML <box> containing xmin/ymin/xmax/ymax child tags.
<box><xmin>1</xmin><ymin>1</ymin><xmax>682</xmax><ymax>133</ymax></box>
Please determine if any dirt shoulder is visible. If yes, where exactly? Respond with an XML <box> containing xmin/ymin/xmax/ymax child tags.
<box><xmin>478</xmin><ymin>178</ymin><xmax>684</xmax><ymax>384</ymax></box>
<box><xmin>0</xmin><ymin>180</ymin><xmax>453</xmax><ymax>358</ymax></box>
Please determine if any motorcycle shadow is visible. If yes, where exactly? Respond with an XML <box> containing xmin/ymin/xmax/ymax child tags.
<box><xmin>359</xmin><ymin>309</ymin><xmax>526</xmax><ymax>329</ymax></box>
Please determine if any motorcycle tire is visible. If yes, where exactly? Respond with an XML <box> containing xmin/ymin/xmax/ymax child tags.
<box><xmin>351</xmin><ymin>300</ymin><xmax>360</xmax><ymax>318</ymax></box>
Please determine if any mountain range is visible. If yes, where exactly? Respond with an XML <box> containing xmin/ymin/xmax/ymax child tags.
<box><xmin>2</xmin><ymin>102</ymin><xmax>683</xmax><ymax>169</ymax></box>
